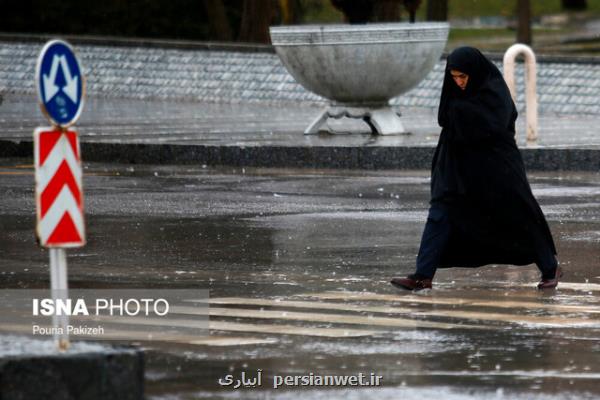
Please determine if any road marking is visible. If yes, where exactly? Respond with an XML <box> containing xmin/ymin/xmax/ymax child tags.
<box><xmin>521</xmin><ymin>282</ymin><xmax>600</xmax><ymax>292</ymax></box>
<box><xmin>83</xmin><ymin>315</ymin><xmax>376</xmax><ymax>338</ymax></box>
<box><xmin>170</xmin><ymin>306</ymin><xmax>488</xmax><ymax>330</ymax></box>
<box><xmin>188</xmin><ymin>336</ymin><xmax>279</xmax><ymax>346</ymax></box>
<box><xmin>298</xmin><ymin>291</ymin><xmax>600</xmax><ymax>315</ymax></box>
<box><xmin>413</xmin><ymin>310</ymin><xmax>598</xmax><ymax>327</ymax></box>
<box><xmin>0</xmin><ymin>171</ymin><xmax>33</xmax><ymax>175</ymax></box>
<box><xmin>0</xmin><ymin>170</ymin><xmax>114</xmax><ymax>177</ymax></box>
<box><xmin>209</xmin><ymin>320</ymin><xmax>375</xmax><ymax>337</ymax></box>
<box><xmin>458</xmin><ymin>281</ymin><xmax>600</xmax><ymax>293</ymax></box>
<box><xmin>206</xmin><ymin>296</ymin><xmax>600</xmax><ymax>315</ymax></box>
<box><xmin>197</xmin><ymin>298</ymin><xmax>599</xmax><ymax>328</ymax></box>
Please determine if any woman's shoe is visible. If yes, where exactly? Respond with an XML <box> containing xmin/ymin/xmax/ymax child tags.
<box><xmin>391</xmin><ymin>274</ymin><xmax>432</xmax><ymax>291</ymax></box>
<box><xmin>537</xmin><ymin>266</ymin><xmax>563</xmax><ymax>290</ymax></box>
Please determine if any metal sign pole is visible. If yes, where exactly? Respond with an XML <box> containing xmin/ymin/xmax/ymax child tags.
<box><xmin>49</xmin><ymin>248</ymin><xmax>70</xmax><ymax>350</ymax></box>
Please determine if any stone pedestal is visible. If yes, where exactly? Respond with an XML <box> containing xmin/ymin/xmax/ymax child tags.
<box><xmin>0</xmin><ymin>337</ymin><xmax>144</xmax><ymax>400</ymax></box>
<box><xmin>270</xmin><ymin>22</ymin><xmax>449</xmax><ymax>135</ymax></box>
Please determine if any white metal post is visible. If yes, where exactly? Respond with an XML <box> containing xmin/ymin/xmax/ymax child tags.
<box><xmin>503</xmin><ymin>43</ymin><xmax>538</xmax><ymax>142</ymax></box>
<box><xmin>49</xmin><ymin>248</ymin><xmax>70</xmax><ymax>350</ymax></box>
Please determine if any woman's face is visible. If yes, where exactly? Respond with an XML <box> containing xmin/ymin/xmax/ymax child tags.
<box><xmin>450</xmin><ymin>69</ymin><xmax>469</xmax><ymax>90</ymax></box>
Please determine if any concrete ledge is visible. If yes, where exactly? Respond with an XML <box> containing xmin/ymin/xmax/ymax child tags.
<box><xmin>2</xmin><ymin>139</ymin><xmax>599</xmax><ymax>171</ymax></box>
<box><xmin>0</xmin><ymin>32</ymin><xmax>275</xmax><ymax>53</ymax></box>
<box><xmin>473</xmin><ymin>51</ymin><xmax>600</xmax><ymax>65</ymax></box>
<box><xmin>3</xmin><ymin>33</ymin><xmax>600</xmax><ymax>63</ymax></box>
<box><xmin>0</xmin><ymin>341</ymin><xmax>144</xmax><ymax>400</ymax></box>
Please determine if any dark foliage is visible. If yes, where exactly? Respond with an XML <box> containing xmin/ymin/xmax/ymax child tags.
<box><xmin>561</xmin><ymin>0</ymin><xmax>587</xmax><ymax>10</ymax></box>
<box><xmin>331</xmin><ymin>0</ymin><xmax>422</xmax><ymax>23</ymax></box>
<box><xmin>0</xmin><ymin>0</ymin><xmax>247</xmax><ymax>41</ymax></box>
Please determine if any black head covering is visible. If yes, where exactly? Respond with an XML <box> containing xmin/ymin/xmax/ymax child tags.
<box><xmin>438</xmin><ymin>46</ymin><xmax>515</xmax><ymax>129</ymax></box>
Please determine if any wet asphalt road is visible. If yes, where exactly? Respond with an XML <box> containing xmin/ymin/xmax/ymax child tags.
<box><xmin>1</xmin><ymin>159</ymin><xmax>600</xmax><ymax>399</ymax></box>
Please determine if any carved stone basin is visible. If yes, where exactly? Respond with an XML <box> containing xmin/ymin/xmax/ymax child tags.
<box><xmin>270</xmin><ymin>22</ymin><xmax>449</xmax><ymax>135</ymax></box>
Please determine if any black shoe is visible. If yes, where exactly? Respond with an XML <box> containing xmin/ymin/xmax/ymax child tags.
<box><xmin>537</xmin><ymin>266</ymin><xmax>563</xmax><ymax>290</ymax></box>
<box><xmin>391</xmin><ymin>274</ymin><xmax>432</xmax><ymax>291</ymax></box>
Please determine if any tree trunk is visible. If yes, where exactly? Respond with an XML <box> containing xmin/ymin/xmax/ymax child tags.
<box><xmin>238</xmin><ymin>0</ymin><xmax>274</xmax><ymax>43</ymax></box>
<box><xmin>517</xmin><ymin>0</ymin><xmax>532</xmax><ymax>45</ymax></box>
<box><xmin>203</xmin><ymin>0</ymin><xmax>233</xmax><ymax>41</ymax></box>
<box><xmin>331</xmin><ymin>0</ymin><xmax>373</xmax><ymax>23</ymax></box>
<box><xmin>426</xmin><ymin>0</ymin><xmax>448</xmax><ymax>21</ymax></box>
<box><xmin>403</xmin><ymin>0</ymin><xmax>422</xmax><ymax>23</ymax></box>
<box><xmin>372</xmin><ymin>0</ymin><xmax>402</xmax><ymax>22</ymax></box>
<box><xmin>278</xmin><ymin>0</ymin><xmax>303</xmax><ymax>24</ymax></box>
<box><xmin>561</xmin><ymin>0</ymin><xmax>587</xmax><ymax>10</ymax></box>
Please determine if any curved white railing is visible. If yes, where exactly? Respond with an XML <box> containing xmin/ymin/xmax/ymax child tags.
<box><xmin>503</xmin><ymin>44</ymin><xmax>538</xmax><ymax>142</ymax></box>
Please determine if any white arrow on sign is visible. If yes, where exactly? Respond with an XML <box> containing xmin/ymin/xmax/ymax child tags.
<box><xmin>59</xmin><ymin>55</ymin><xmax>79</xmax><ymax>103</ymax></box>
<box><xmin>43</xmin><ymin>55</ymin><xmax>79</xmax><ymax>103</ymax></box>
<box><xmin>42</xmin><ymin>55</ymin><xmax>60</xmax><ymax>102</ymax></box>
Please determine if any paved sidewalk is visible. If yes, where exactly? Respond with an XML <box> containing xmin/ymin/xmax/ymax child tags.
<box><xmin>1</xmin><ymin>95</ymin><xmax>599</xmax><ymax>148</ymax></box>
<box><xmin>1</xmin><ymin>94</ymin><xmax>600</xmax><ymax>171</ymax></box>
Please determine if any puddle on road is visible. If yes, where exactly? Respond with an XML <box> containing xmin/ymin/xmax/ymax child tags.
<box><xmin>562</xmin><ymin>231</ymin><xmax>600</xmax><ymax>243</ymax></box>
<box><xmin>533</xmin><ymin>186</ymin><xmax>600</xmax><ymax>198</ymax></box>
<box><xmin>146</xmin><ymin>386</ymin><xmax>600</xmax><ymax>400</ymax></box>
<box><xmin>245</xmin><ymin>210</ymin><xmax>428</xmax><ymax>223</ymax></box>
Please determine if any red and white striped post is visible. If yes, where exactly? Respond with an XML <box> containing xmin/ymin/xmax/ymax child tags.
<box><xmin>34</xmin><ymin>128</ymin><xmax>86</xmax><ymax>350</ymax></box>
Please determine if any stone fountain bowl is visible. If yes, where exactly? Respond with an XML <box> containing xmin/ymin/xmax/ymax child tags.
<box><xmin>269</xmin><ymin>22</ymin><xmax>449</xmax><ymax>105</ymax></box>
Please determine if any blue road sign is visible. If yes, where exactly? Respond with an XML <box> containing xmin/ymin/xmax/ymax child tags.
<box><xmin>36</xmin><ymin>40</ymin><xmax>85</xmax><ymax>127</ymax></box>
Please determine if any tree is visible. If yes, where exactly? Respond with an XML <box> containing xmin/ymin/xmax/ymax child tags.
<box><xmin>516</xmin><ymin>0</ymin><xmax>531</xmax><ymax>45</ymax></box>
<box><xmin>372</xmin><ymin>0</ymin><xmax>402</xmax><ymax>22</ymax></box>
<box><xmin>331</xmin><ymin>0</ymin><xmax>421</xmax><ymax>23</ymax></box>
<box><xmin>403</xmin><ymin>0</ymin><xmax>422</xmax><ymax>23</ymax></box>
<box><xmin>203</xmin><ymin>0</ymin><xmax>233</xmax><ymax>41</ymax></box>
<box><xmin>238</xmin><ymin>0</ymin><xmax>274</xmax><ymax>43</ymax></box>
<box><xmin>561</xmin><ymin>0</ymin><xmax>587</xmax><ymax>10</ymax></box>
<box><xmin>426</xmin><ymin>0</ymin><xmax>448</xmax><ymax>21</ymax></box>
<box><xmin>278</xmin><ymin>0</ymin><xmax>303</xmax><ymax>24</ymax></box>
<box><xmin>330</xmin><ymin>0</ymin><xmax>374</xmax><ymax>23</ymax></box>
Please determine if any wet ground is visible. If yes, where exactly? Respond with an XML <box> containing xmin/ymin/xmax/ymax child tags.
<box><xmin>1</xmin><ymin>160</ymin><xmax>600</xmax><ymax>399</ymax></box>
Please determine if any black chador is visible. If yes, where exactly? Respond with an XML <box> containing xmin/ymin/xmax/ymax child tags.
<box><xmin>392</xmin><ymin>47</ymin><xmax>560</xmax><ymax>291</ymax></box>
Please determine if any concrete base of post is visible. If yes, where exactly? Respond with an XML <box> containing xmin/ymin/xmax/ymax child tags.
<box><xmin>305</xmin><ymin>106</ymin><xmax>407</xmax><ymax>135</ymax></box>
<box><xmin>0</xmin><ymin>336</ymin><xmax>144</xmax><ymax>400</ymax></box>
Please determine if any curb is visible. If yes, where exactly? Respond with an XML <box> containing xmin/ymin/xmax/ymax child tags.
<box><xmin>0</xmin><ymin>345</ymin><xmax>144</xmax><ymax>400</ymax></box>
<box><xmin>2</xmin><ymin>140</ymin><xmax>599</xmax><ymax>171</ymax></box>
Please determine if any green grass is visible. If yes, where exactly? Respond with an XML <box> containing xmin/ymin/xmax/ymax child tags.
<box><xmin>295</xmin><ymin>0</ymin><xmax>598</xmax><ymax>55</ymax></box>
<box><xmin>300</xmin><ymin>0</ymin><xmax>344</xmax><ymax>23</ymax></box>
<box><xmin>427</xmin><ymin>0</ymin><xmax>600</xmax><ymax>19</ymax></box>
<box><xmin>449</xmin><ymin>28</ymin><xmax>514</xmax><ymax>40</ymax></box>
<box><xmin>300</xmin><ymin>0</ymin><xmax>600</xmax><ymax>24</ymax></box>
<box><xmin>449</xmin><ymin>27</ymin><xmax>570</xmax><ymax>40</ymax></box>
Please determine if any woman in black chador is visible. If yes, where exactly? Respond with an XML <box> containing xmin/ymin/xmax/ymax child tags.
<box><xmin>391</xmin><ymin>47</ymin><xmax>561</xmax><ymax>291</ymax></box>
